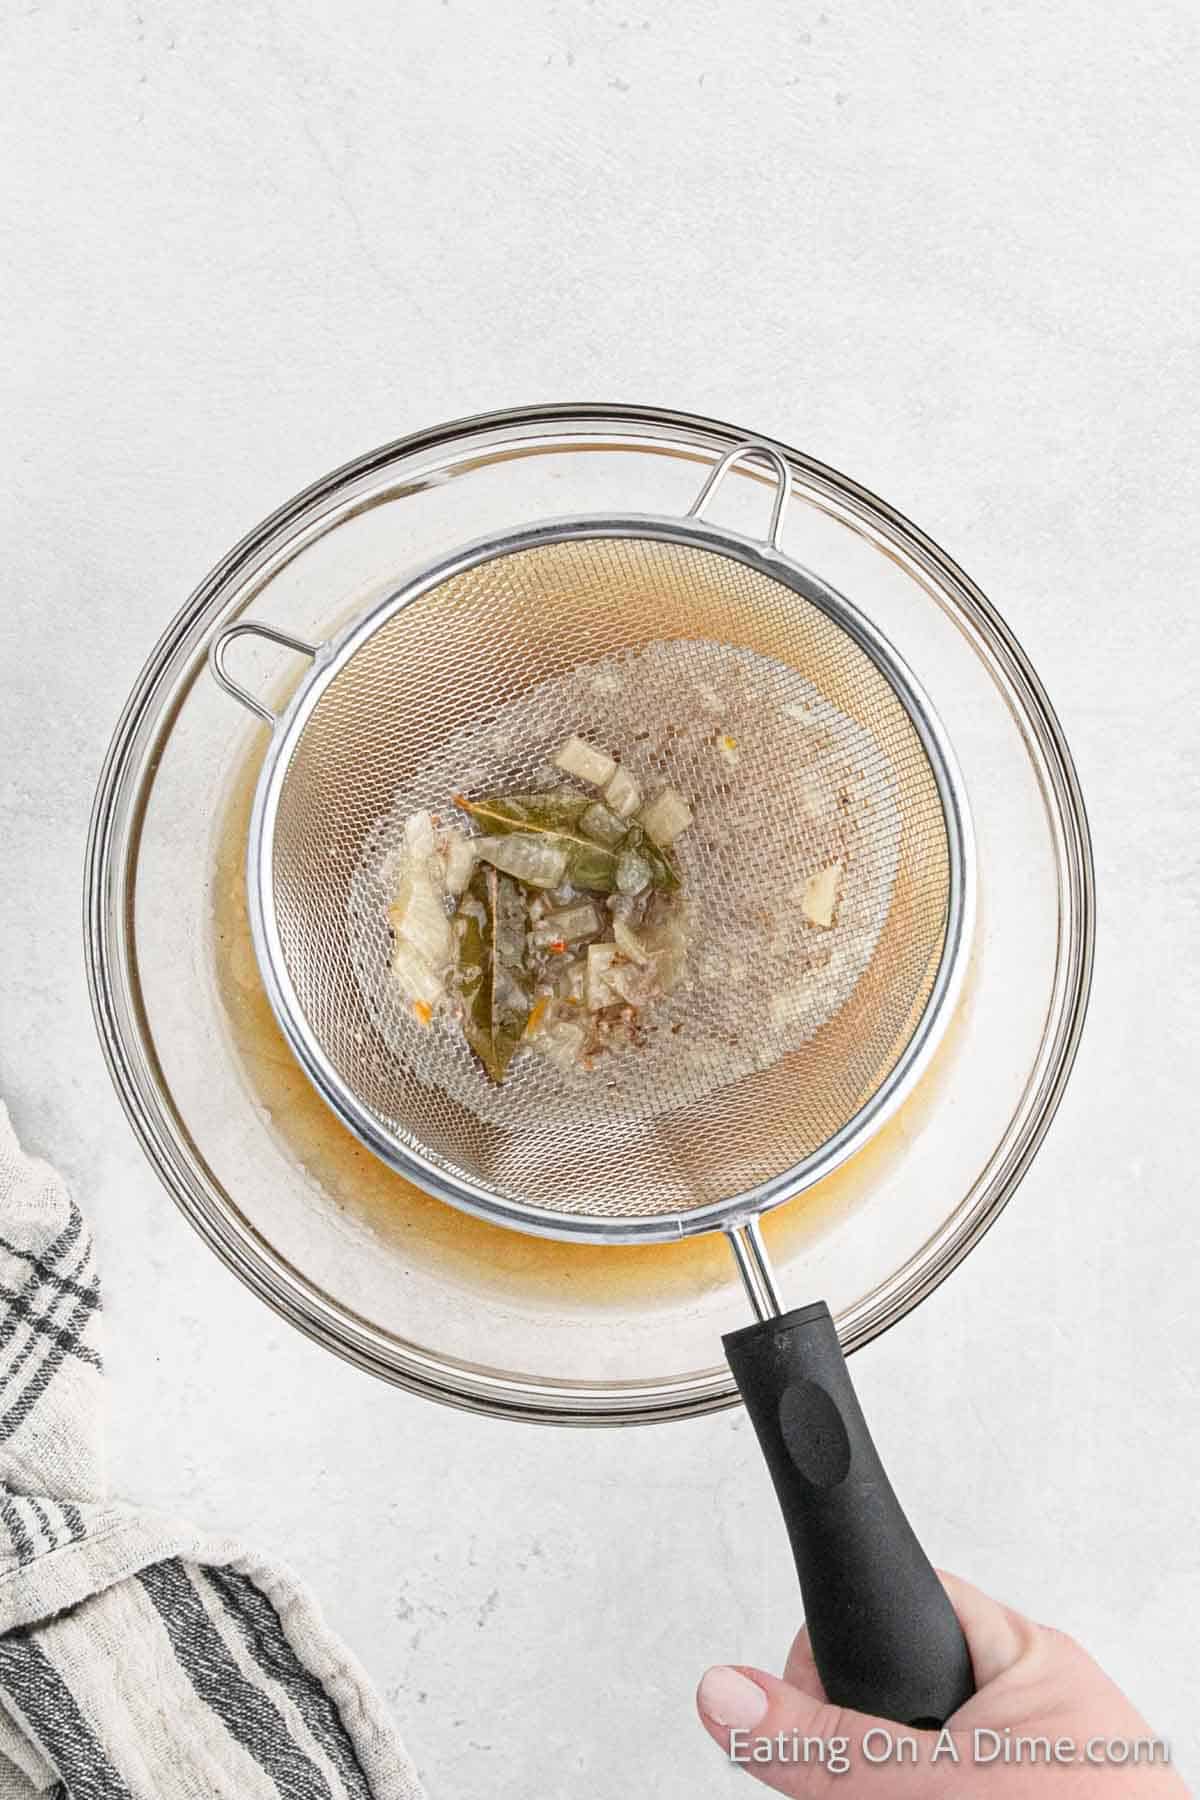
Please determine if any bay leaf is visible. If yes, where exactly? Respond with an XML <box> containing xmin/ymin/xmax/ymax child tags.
<box><xmin>455</xmin><ymin>791</ymin><xmax>678</xmax><ymax>893</ymax></box>
<box><xmin>456</xmin><ymin>866</ymin><xmax>532</xmax><ymax>1083</ymax></box>
<box><xmin>456</xmin><ymin>792</ymin><xmax>620</xmax><ymax>892</ymax></box>
<box><xmin>454</xmin><ymin>792</ymin><xmax>587</xmax><ymax>835</ymax></box>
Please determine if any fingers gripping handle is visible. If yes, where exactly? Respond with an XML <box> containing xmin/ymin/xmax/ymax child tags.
<box><xmin>723</xmin><ymin>1302</ymin><xmax>974</xmax><ymax>1727</ymax></box>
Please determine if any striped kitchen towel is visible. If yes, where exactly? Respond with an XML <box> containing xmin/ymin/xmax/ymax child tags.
<box><xmin>0</xmin><ymin>1102</ymin><xmax>427</xmax><ymax>1799</ymax></box>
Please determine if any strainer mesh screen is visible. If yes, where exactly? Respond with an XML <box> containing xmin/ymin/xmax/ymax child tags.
<box><xmin>267</xmin><ymin>537</ymin><xmax>951</xmax><ymax>1222</ymax></box>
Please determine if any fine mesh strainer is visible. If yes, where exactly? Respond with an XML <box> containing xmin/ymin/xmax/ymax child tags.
<box><xmin>211</xmin><ymin>442</ymin><xmax>976</xmax><ymax>1728</ymax></box>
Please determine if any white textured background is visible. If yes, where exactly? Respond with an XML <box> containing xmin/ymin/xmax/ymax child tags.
<box><xmin>2</xmin><ymin>2</ymin><xmax>1199</xmax><ymax>1793</ymax></box>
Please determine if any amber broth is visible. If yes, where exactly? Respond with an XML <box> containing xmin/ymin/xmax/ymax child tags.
<box><xmin>211</xmin><ymin>733</ymin><xmax>972</xmax><ymax>1314</ymax></box>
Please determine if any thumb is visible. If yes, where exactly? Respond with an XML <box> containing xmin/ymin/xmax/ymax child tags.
<box><xmin>696</xmin><ymin>1664</ymin><xmax>965</xmax><ymax>1798</ymax></box>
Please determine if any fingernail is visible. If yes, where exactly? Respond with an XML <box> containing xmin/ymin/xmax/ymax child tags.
<box><xmin>698</xmin><ymin>1665</ymin><xmax>769</xmax><ymax>1729</ymax></box>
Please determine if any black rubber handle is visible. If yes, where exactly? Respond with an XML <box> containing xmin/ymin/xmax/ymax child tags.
<box><xmin>724</xmin><ymin>1301</ymin><xmax>974</xmax><ymax>1727</ymax></box>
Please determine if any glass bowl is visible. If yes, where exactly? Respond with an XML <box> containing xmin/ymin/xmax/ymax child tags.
<box><xmin>85</xmin><ymin>405</ymin><xmax>1094</xmax><ymax>1423</ymax></box>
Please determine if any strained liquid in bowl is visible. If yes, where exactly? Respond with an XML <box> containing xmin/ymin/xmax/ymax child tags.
<box><xmin>211</xmin><ymin>740</ymin><xmax>972</xmax><ymax>1306</ymax></box>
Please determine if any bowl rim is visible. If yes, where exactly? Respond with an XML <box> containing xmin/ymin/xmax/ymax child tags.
<box><xmin>84</xmin><ymin>401</ymin><xmax>1095</xmax><ymax>1424</ymax></box>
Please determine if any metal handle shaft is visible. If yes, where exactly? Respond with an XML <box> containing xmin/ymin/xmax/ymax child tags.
<box><xmin>725</xmin><ymin>1218</ymin><xmax>786</xmax><ymax>1320</ymax></box>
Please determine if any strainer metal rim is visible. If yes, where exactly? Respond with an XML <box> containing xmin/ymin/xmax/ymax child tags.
<box><xmin>242</xmin><ymin>508</ymin><xmax>976</xmax><ymax>1245</ymax></box>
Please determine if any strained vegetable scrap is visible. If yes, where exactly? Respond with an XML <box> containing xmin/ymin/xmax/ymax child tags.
<box><xmin>638</xmin><ymin>785</ymin><xmax>692</xmax><ymax>847</ymax></box>
<box><xmin>354</xmin><ymin>636</ymin><xmax>902</xmax><ymax>1137</ymax></box>
<box><xmin>552</xmin><ymin>733</ymin><xmax>616</xmax><ymax>787</ymax></box>
<box><xmin>389</xmin><ymin>735</ymin><xmax>693</xmax><ymax>1082</ymax></box>
<box><xmin>801</xmin><ymin>860</ymin><xmax>843</xmax><ymax>929</ymax></box>
<box><xmin>603</xmin><ymin>763</ymin><xmax>641</xmax><ymax>819</ymax></box>
<box><xmin>388</xmin><ymin>812</ymin><xmax>452</xmax><ymax>1014</ymax></box>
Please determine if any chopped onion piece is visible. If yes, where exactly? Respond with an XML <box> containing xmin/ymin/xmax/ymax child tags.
<box><xmin>440</xmin><ymin>829</ymin><xmax>477</xmax><ymax>896</ymax></box>
<box><xmin>474</xmin><ymin>832</ymin><xmax>569</xmax><ymax>889</ymax></box>
<box><xmin>553</xmin><ymin>734</ymin><xmax>616</xmax><ymax>787</ymax></box>
<box><xmin>542</xmin><ymin>899</ymin><xmax>602</xmax><ymax>942</ymax></box>
<box><xmin>579</xmin><ymin>800</ymin><xmax>627</xmax><ymax>847</ymax></box>
<box><xmin>390</xmin><ymin>815</ymin><xmax>452</xmax><ymax>1008</ymax></box>
<box><xmin>391</xmin><ymin>938</ymin><xmax>446</xmax><ymax>1008</ymax></box>
<box><xmin>586</xmin><ymin>943</ymin><xmax>620</xmax><ymax>1010</ymax></box>
<box><xmin>603</xmin><ymin>764</ymin><xmax>642</xmax><ymax>818</ymax></box>
<box><xmin>403</xmin><ymin>809</ymin><xmax>438</xmax><ymax>861</ymax></box>
<box><xmin>606</xmin><ymin>960</ymin><xmax>658</xmax><ymax>1008</ymax></box>
<box><xmin>536</xmin><ymin>1017</ymin><xmax>589</xmax><ymax>1072</ymax></box>
<box><xmin>612</xmin><ymin>918</ymin><xmax>653</xmax><ymax>965</ymax></box>
<box><xmin>642</xmin><ymin>912</ymin><xmax>689</xmax><ymax>993</ymax></box>
<box><xmin>638</xmin><ymin>785</ymin><xmax>693</xmax><ymax>847</ymax></box>
<box><xmin>615</xmin><ymin>849</ymin><xmax>652</xmax><ymax>896</ymax></box>
<box><xmin>802</xmin><ymin>861</ymin><xmax>842</xmax><ymax>928</ymax></box>
<box><xmin>390</xmin><ymin>876</ymin><xmax>450</xmax><ymax>966</ymax></box>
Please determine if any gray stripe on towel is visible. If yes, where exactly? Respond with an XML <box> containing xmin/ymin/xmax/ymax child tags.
<box><xmin>24</xmin><ymin>1495</ymin><xmax>60</xmax><ymax>1552</ymax></box>
<box><xmin>60</xmin><ymin>1500</ymin><xmax>87</xmax><ymax>1542</ymax></box>
<box><xmin>0</xmin><ymin>1491</ymin><xmax>37</xmax><ymax>1566</ymax></box>
<box><xmin>138</xmin><ymin>1559</ymin><xmax>333</xmax><ymax>1800</ymax></box>
<box><xmin>0</xmin><ymin>1277</ymin><xmax>101</xmax><ymax>1371</ymax></box>
<box><xmin>0</xmin><ymin>1222</ymin><xmax>98</xmax><ymax>1438</ymax></box>
<box><xmin>0</xmin><ymin>1632</ymin><xmax>134</xmax><ymax>1799</ymax></box>
<box><xmin>204</xmin><ymin>1564</ymin><xmax>374</xmax><ymax>1799</ymax></box>
<box><xmin>0</xmin><ymin>1274</ymin><xmax>102</xmax><ymax>1444</ymax></box>
<box><xmin>0</xmin><ymin>1229</ymin><xmax>100</xmax><ymax>1308</ymax></box>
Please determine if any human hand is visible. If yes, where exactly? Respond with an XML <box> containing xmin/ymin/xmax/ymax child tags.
<box><xmin>697</xmin><ymin>1574</ymin><xmax>1188</xmax><ymax>1794</ymax></box>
